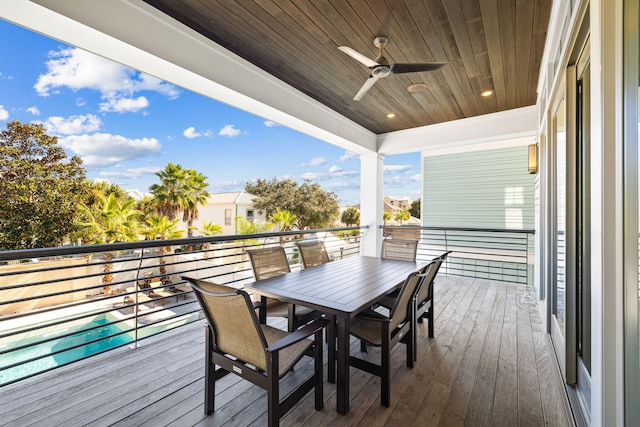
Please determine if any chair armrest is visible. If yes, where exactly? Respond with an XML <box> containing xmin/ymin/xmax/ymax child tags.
<box><xmin>356</xmin><ymin>308</ymin><xmax>390</xmax><ymax>322</ymax></box>
<box><xmin>267</xmin><ymin>318</ymin><xmax>329</xmax><ymax>352</ymax></box>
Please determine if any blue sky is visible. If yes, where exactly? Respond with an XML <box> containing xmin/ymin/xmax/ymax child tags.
<box><xmin>0</xmin><ymin>19</ymin><xmax>421</xmax><ymax>207</ymax></box>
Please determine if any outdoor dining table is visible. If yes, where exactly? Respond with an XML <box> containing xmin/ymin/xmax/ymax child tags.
<box><xmin>244</xmin><ymin>255</ymin><xmax>424</xmax><ymax>415</ymax></box>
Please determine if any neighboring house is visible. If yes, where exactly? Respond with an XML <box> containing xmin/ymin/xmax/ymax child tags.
<box><xmin>187</xmin><ymin>191</ymin><xmax>267</xmax><ymax>236</ymax></box>
<box><xmin>383</xmin><ymin>196</ymin><xmax>413</xmax><ymax>212</ymax></box>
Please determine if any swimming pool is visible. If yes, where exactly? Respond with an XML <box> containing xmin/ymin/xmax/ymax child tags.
<box><xmin>0</xmin><ymin>314</ymin><xmax>133</xmax><ymax>385</ymax></box>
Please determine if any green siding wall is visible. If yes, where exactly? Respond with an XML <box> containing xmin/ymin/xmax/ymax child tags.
<box><xmin>422</xmin><ymin>146</ymin><xmax>536</xmax><ymax>230</ymax></box>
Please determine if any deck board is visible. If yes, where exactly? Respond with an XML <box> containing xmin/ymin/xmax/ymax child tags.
<box><xmin>0</xmin><ymin>276</ymin><xmax>574</xmax><ymax>427</ymax></box>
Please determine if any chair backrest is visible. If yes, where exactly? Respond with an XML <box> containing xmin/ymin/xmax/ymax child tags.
<box><xmin>389</xmin><ymin>271</ymin><xmax>426</xmax><ymax>330</ymax></box>
<box><xmin>187</xmin><ymin>278</ymin><xmax>269</xmax><ymax>371</ymax></box>
<box><xmin>296</xmin><ymin>241</ymin><xmax>330</xmax><ymax>268</ymax></box>
<box><xmin>247</xmin><ymin>246</ymin><xmax>291</xmax><ymax>281</ymax></box>
<box><xmin>416</xmin><ymin>259</ymin><xmax>443</xmax><ymax>305</ymax></box>
<box><xmin>381</xmin><ymin>239</ymin><xmax>418</xmax><ymax>262</ymax></box>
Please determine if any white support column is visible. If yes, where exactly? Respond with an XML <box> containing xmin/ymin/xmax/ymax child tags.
<box><xmin>359</xmin><ymin>153</ymin><xmax>384</xmax><ymax>257</ymax></box>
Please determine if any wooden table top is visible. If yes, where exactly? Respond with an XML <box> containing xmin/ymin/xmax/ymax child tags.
<box><xmin>244</xmin><ymin>256</ymin><xmax>423</xmax><ymax>317</ymax></box>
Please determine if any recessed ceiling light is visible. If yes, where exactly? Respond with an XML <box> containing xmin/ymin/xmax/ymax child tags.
<box><xmin>386</xmin><ymin>112</ymin><xmax>396</xmax><ymax>118</ymax></box>
<box><xmin>481</xmin><ymin>90</ymin><xmax>493</xmax><ymax>97</ymax></box>
<box><xmin>407</xmin><ymin>83</ymin><xmax>427</xmax><ymax>93</ymax></box>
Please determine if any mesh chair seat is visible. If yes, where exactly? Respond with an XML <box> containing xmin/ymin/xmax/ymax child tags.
<box><xmin>381</xmin><ymin>239</ymin><xmax>418</xmax><ymax>261</ymax></box>
<box><xmin>295</xmin><ymin>241</ymin><xmax>330</xmax><ymax>268</ymax></box>
<box><xmin>260</xmin><ymin>325</ymin><xmax>314</xmax><ymax>377</ymax></box>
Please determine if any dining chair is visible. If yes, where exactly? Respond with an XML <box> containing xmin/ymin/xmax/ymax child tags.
<box><xmin>185</xmin><ymin>278</ymin><xmax>327</xmax><ymax>427</ymax></box>
<box><xmin>247</xmin><ymin>246</ymin><xmax>321</xmax><ymax>332</ymax></box>
<box><xmin>415</xmin><ymin>251</ymin><xmax>451</xmax><ymax>334</ymax></box>
<box><xmin>295</xmin><ymin>240</ymin><xmax>330</xmax><ymax>268</ymax></box>
<box><xmin>377</xmin><ymin>251</ymin><xmax>451</xmax><ymax>361</ymax></box>
<box><xmin>380</xmin><ymin>238</ymin><xmax>419</xmax><ymax>261</ymax></box>
<box><xmin>348</xmin><ymin>270</ymin><xmax>427</xmax><ymax>407</ymax></box>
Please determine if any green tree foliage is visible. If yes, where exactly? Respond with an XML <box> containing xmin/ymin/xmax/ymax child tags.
<box><xmin>383</xmin><ymin>211</ymin><xmax>393</xmax><ymax>225</ymax></box>
<box><xmin>245</xmin><ymin>178</ymin><xmax>339</xmax><ymax>229</ymax></box>
<box><xmin>142</xmin><ymin>214</ymin><xmax>185</xmax><ymax>241</ymax></box>
<box><xmin>84</xmin><ymin>180</ymin><xmax>130</xmax><ymax>209</ymax></box>
<box><xmin>409</xmin><ymin>198</ymin><xmax>421</xmax><ymax>219</ymax></box>
<box><xmin>394</xmin><ymin>209</ymin><xmax>411</xmax><ymax>224</ymax></box>
<box><xmin>0</xmin><ymin>120</ymin><xmax>87</xmax><ymax>249</ymax></box>
<box><xmin>75</xmin><ymin>193</ymin><xmax>142</xmax><ymax>245</ymax></box>
<box><xmin>149</xmin><ymin>163</ymin><xmax>210</xmax><ymax>238</ymax></box>
<box><xmin>181</xmin><ymin>169</ymin><xmax>210</xmax><ymax>238</ymax></box>
<box><xmin>269</xmin><ymin>208</ymin><xmax>298</xmax><ymax>231</ymax></box>
<box><xmin>149</xmin><ymin>163</ymin><xmax>186</xmax><ymax>220</ymax></box>
<box><xmin>192</xmin><ymin>220</ymin><xmax>223</xmax><ymax>236</ymax></box>
<box><xmin>341</xmin><ymin>206</ymin><xmax>360</xmax><ymax>226</ymax></box>
<box><xmin>75</xmin><ymin>193</ymin><xmax>142</xmax><ymax>290</ymax></box>
<box><xmin>236</xmin><ymin>216</ymin><xmax>273</xmax><ymax>235</ymax></box>
<box><xmin>142</xmin><ymin>214</ymin><xmax>184</xmax><ymax>276</ymax></box>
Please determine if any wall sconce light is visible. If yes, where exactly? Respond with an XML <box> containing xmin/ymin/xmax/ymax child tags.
<box><xmin>528</xmin><ymin>143</ymin><xmax>538</xmax><ymax>174</ymax></box>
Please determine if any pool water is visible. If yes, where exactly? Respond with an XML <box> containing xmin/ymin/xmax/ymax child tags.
<box><xmin>0</xmin><ymin>315</ymin><xmax>133</xmax><ymax>385</ymax></box>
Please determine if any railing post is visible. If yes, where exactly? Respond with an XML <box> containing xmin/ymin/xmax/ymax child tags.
<box><xmin>131</xmin><ymin>248</ymin><xmax>144</xmax><ymax>349</ymax></box>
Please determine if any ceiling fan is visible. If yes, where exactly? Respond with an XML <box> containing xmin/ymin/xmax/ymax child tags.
<box><xmin>338</xmin><ymin>36</ymin><xmax>447</xmax><ymax>101</ymax></box>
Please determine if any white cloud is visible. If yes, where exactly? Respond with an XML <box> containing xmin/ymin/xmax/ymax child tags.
<box><xmin>304</xmin><ymin>157</ymin><xmax>326</xmax><ymax>167</ymax></box>
<box><xmin>411</xmin><ymin>173</ymin><xmax>422</xmax><ymax>181</ymax></box>
<box><xmin>183</xmin><ymin>126</ymin><xmax>212</xmax><ymax>139</ymax></box>
<box><xmin>301</xmin><ymin>172</ymin><xmax>320</xmax><ymax>180</ymax></box>
<box><xmin>300</xmin><ymin>169</ymin><xmax>357</xmax><ymax>181</ymax></box>
<box><xmin>219</xmin><ymin>124</ymin><xmax>242</xmax><ymax>137</ymax></box>
<box><xmin>27</xmin><ymin>106</ymin><xmax>40</xmax><ymax>116</ymax></box>
<box><xmin>99</xmin><ymin>166</ymin><xmax>162</xmax><ymax>180</ymax></box>
<box><xmin>264</xmin><ymin>120</ymin><xmax>280</xmax><ymax>127</ymax></box>
<box><xmin>99</xmin><ymin>96</ymin><xmax>149</xmax><ymax>113</ymax></box>
<box><xmin>43</xmin><ymin>114</ymin><xmax>102</xmax><ymax>135</ymax></box>
<box><xmin>183</xmin><ymin>126</ymin><xmax>201</xmax><ymax>139</ymax></box>
<box><xmin>125</xmin><ymin>188</ymin><xmax>150</xmax><ymax>200</ymax></box>
<box><xmin>384</xmin><ymin>164</ymin><xmax>412</xmax><ymax>172</ymax></box>
<box><xmin>58</xmin><ymin>133</ymin><xmax>161</xmax><ymax>167</ymax></box>
<box><xmin>0</xmin><ymin>105</ymin><xmax>8</xmax><ymax>121</ymax></box>
<box><xmin>34</xmin><ymin>47</ymin><xmax>179</xmax><ymax>110</ymax></box>
<box><xmin>328</xmin><ymin>165</ymin><xmax>343</xmax><ymax>173</ymax></box>
<box><xmin>339</xmin><ymin>150</ymin><xmax>358</xmax><ymax>161</ymax></box>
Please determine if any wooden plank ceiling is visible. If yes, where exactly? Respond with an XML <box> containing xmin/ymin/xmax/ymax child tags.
<box><xmin>142</xmin><ymin>0</ymin><xmax>551</xmax><ymax>135</ymax></box>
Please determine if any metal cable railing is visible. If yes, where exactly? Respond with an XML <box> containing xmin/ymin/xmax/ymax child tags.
<box><xmin>0</xmin><ymin>227</ymin><xmax>364</xmax><ymax>386</ymax></box>
<box><xmin>383</xmin><ymin>225</ymin><xmax>535</xmax><ymax>286</ymax></box>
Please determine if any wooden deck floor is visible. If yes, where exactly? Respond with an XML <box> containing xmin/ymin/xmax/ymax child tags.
<box><xmin>1</xmin><ymin>276</ymin><xmax>574</xmax><ymax>426</ymax></box>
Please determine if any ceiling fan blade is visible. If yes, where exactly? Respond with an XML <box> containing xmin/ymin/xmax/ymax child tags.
<box><xmin>390</xmin><ymin>62</ymin><xmax>448</xmax><ymax>74</ymax></box>
<box><xmin>353</xmin><ymin>76</ymin><xmax>379</xmax><ymax>101</ymax></box>
<box><xmin>338</xmin><ymin>46</ymin><xmax>379</xmax><ymax>68</ymax></box>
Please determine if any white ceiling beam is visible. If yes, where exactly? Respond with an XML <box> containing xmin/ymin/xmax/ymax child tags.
<box><xmin>376</xmin><ymin>106</ymin><xmax>537</xmax><ymax>155</ymax></box>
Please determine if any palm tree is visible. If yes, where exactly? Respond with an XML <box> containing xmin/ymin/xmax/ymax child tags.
<box><xmin>269</xmin><ymin>208</ymin><xmax>298</xmax><ymax>231</ymax></box>
<box><xmin>394</xmin><ymin>209</ymin><xmax>410</xmax><ymax>224</ymax></box>
<box><xmin>383</xmin><ymin>211</ymin><xmax>393</xmax><ymax>225</ymax></box>
<box><xmin>149</xmin><ymin>163</ymin><xmax>210</xmax><ymax>243</ymax></box>
<box><xmin>192</xmin><ymin>220</ymin><xmax>223</xmax><ymax>236</ymax></box>
<box><xmin>191</xmin><ymin>220</ymin><xmax>223</xmax><ymax>259</ymax></box>
<box><xmin>341</xmin><ymin>207</ymin><xmax>360</xmax><ymax>226</ymax></box>
<box><xmin>142</xmin><ymin>214</ymin><xmax>185</xmax><ymax>278</ymax></box>
<box><xmin>76</xmin><ymin>193</ymin><xmax>142</xmax><ymax>294</ymax></box>
<box><xmin>182</xmin><ymin>169</ymin><xmax>210</xmax><ymax>238</ymax></box>
<box><xmin>149</xmin><ymin>162</ymin><xmax>187</xmax><ymax>220</ymax></box>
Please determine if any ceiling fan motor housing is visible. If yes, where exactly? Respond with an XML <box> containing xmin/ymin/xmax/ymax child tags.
<box><xmin>371</xmin><ymin>65</ymin><xmax>391</xmax><ymax>78</ymax></box>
